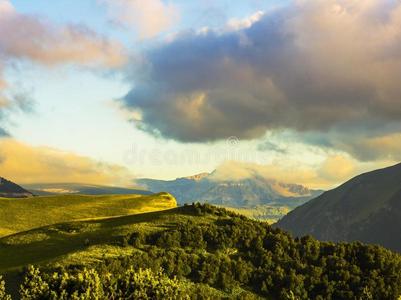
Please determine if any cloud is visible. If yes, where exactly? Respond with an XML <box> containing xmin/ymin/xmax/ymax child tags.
<box><xmin>120</xmin><ymin>0</ymin><xmax>401</xmax><ymax>158</ymax></box>
<box><xmin>208</xmin><ymin>154</ymin><xmax>370</xmax><ymax>189</ymax></box>
<box><xmin>208</xmin><ymin>160</ymin><xmax>325</xmax><ymax>189</ymax></box>
<box><xmin>257</xmin><ymin>140</ymin><xmax>287</xmax><ymax>154</ymax></box>
<box><xmin>338</xmin><ymin>132</ymin><xmax>401</xmax><ymax>162</ymax></box>
<box><xmin>0</xmin><ymin>0</ymin><xmax>127</xmax><ymax>135</ymax></box>
<box><xmin>317</xmin><ymin>155</ymin><xmax>357</xmax><ymax>182</ymax></box>
<box><xmin>0</xmin><ymin>127</ymin><xmax>9</xmax><ymax>137</ymax></box>
<box><xmin>0</xmin><ymin>139</ymin><xmax>132</xmax><ymax>185</ymax></box>
<box><xmin>101</xmin><ymin>0</ymin><xmax>178</xmax><ymax>39</ymax></box>
<box><xmin>225</xmin><ymin>10</ymin><xmax>265</xmax><ymax>31</ymax></box>
<box><xmin>0</xmin><ymin>0</ymin><xmax>126</xmax><ymax>68</ymax></box>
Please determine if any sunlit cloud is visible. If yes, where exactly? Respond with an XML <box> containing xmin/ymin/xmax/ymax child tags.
<box><xmin>209</xmin><ymin>154</ymin><xmax>381</xmax><ymax>189</ymax></box>
<box><xmin>0</xmin><ymin>139</ymin><xmax>133</xmax><ymax>185</ymax></box>
<box><xmin>0</xmin><ymin>0</ymin><xmax>126</xmax><ymax>68</ymax></box>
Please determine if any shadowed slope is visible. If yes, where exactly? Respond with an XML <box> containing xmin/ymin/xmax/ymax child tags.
<box><xmin>276</xmin><ymin>163</ymin><xmax>401</xmax><ymax>252</ymax></box>
<box><xmin>0</xmin><ymin>177</ymin><xmax>33</xmax><ymax>198</ymax></box>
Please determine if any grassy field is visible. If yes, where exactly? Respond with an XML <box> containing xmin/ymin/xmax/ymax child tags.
<box><xmin>0</xmin><ymin>193</ymin><xmax>176</xmax><ymax>237</ymax></box>
<box><xmin>0</xmin><ymin>208</ymin><xmax>180</xmax><ymax>272</ymax></box>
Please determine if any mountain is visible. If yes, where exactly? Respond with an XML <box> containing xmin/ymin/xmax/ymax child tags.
<box><xmin>24</xmin><ymin>183</ymin><xmax>152</xmax><ymax>196</ymax></box>
<box><xmin>0</xmin><ymin>177</ymin><xmax>33</xmax><ymax>198</ymax></box>
<box><xmin>276</xmin><ymin>162</ymin><xmax>401</xmax><ymax>252</ymax></box>
<box><xmin>137</xmin><ymin>172</ymin><xmax>321</xmax><ymax>207</ymax></box>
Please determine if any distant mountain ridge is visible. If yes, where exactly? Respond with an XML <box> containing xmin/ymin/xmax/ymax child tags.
<box><xmin>276</xmin><ymin>162</ymin><xmax>401</xmax><ymax>252</ymax></box>
<box><xmin>0</xmin><ymin>177</ymin><xmax>33</xmax><ymax>198</ymax></box>
<box><xmin>137</xmin><ymin>172</ymin><xmax>322</xmax><ymax>208</ymax></box>
<box><xmin>24</xmin><ymin>183</ymin><xmax>152</xmax><ymax>196</ymax></box>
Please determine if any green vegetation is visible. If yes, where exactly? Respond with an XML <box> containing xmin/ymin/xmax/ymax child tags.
<box><xmin>0</xmin><ymin>193</ymin><xmax>176</xmax><ymax>237</ymax></box>
<box><xmin>0</xmin><ymin>276</ymin><xmax>11</xmax><ymax>300</ymax></box>
<box><xmin>223</xmin><ymin>205</ymin><xmax>291</xmax><ymax>223</ymax></box>
<box><xmin>18</xmin><ymin>266</ymin><xmax>184</xmax><ymax>300</ymax></box>
<box><xmin>1</xmin><ymin>204</ymin><xmax>401</xmax><ymax>299</ymax></box>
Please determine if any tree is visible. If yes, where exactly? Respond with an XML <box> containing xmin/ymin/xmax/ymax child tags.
<box><xmin>0</xmin><ymin>276</ymin><xmax>11</xmax><ymax>300</ymax></box>
<box><xmin>19</xmin><ymin>265</ymin><xmax>49</xmax><ymax>300</ymax></box>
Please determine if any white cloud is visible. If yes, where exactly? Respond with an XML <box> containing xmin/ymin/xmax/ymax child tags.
<box><xmin>225</xmin><ymin>10</ymin><xmax>265</xmax><ymax>31</ymax></box>
<box><xmin>0</xmin><ymin>0</ymin><xmax>14</xmax><ymax>15</ymax></box>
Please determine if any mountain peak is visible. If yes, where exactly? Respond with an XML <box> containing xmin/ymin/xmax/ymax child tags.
<box><xmin>179</xmin><ymin>172</ymin><xmax>211</xmax><ymax>181</ymax></box>
<box><xmin>138</xmin><ymin>172</ymin><xmax>322</xmax><ymax>209</ymax></box>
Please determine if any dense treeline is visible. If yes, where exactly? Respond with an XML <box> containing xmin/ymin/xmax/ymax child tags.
<box><xmin>3</xmin><ymin>203</ymin><xmax>401</xmax><ymax>299</ymax></box>
<box><xmin>17</xmin><ymin>266</ymin><xmax>184</xmax><ymax>300</ymax></box>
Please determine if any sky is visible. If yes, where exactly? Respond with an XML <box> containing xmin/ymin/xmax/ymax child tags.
<box><xmin>0</xmin><ymin>0</ymin><xmax>400</xmax><ymax>188</ymax></box>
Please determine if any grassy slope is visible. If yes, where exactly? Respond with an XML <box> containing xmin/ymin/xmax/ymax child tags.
<box><xmin>0</xmin><ymin>206</ymin><xmax>208</xmax><ymax>272</ymax></box>
<box><xmin>0</xmin><ymin>193</ymin><xmax>176</xmax><ymax>237</ymax></box>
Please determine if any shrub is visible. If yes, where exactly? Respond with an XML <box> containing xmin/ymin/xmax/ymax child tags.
<box><xmin>20</xmin><ymin>266</ymin><xmax>104</xmax><ymax>300</ymax></box>
<box><xmin>110</xmin><ymin>268</ymin><xmax>186</xmax><ymax>300</ymax></box>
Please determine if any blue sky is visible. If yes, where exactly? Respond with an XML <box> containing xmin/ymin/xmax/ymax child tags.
<box><xmin>3</xmin><ymin>0</ymin><xmax>294</xmax><ymax>179</ymax></box>
<box><xmin>0</xmin><ymin>0</ymin><xmax>399</xmax><ymax>187</ymax></box>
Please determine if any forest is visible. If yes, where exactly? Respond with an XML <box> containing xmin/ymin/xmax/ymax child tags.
<box><xmin>1</xmin><ymin>204</ymin><xmax>401</xmax><ymax>299</ymax></box>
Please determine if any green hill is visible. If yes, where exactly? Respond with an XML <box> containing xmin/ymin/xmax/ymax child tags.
<box><xmin>0</xmin><ymin>193</ymin><xmax>176</xmax><ymax>237</ymax></box>
<box><xmin>1</xmin><ymin>204</ymin><xmax>401</xmax><ymax>299</ymax></box>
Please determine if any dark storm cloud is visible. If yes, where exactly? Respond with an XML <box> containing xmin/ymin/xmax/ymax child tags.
<box><xmin>121</xmin><ymin>0</ymin><xmax>401</xmax><ymax>148</ymax></box>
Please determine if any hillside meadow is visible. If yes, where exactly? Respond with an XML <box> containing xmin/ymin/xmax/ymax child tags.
<box><xmin>0</xmin><ymin>193</ymin><xmax>176</xmax><ymax>237</ymax></box>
